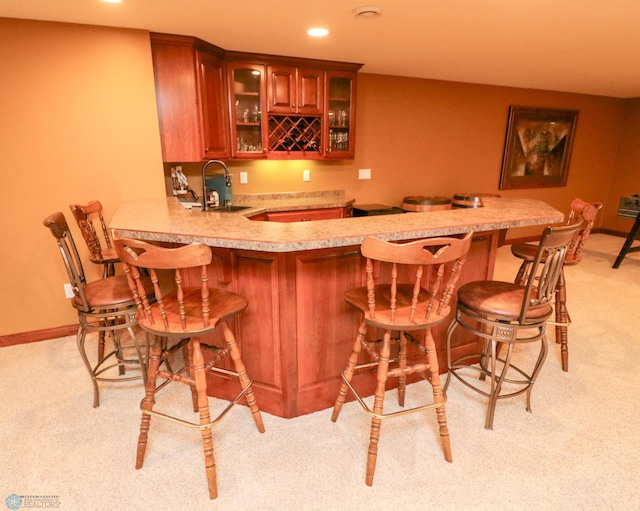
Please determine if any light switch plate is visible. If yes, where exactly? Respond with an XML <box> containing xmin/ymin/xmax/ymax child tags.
<box><xmin>359</xmin><ymin>168</ymin><xmax>372</xmax><ymax>180</ymax></box>
<box><xmin>239</xmin><ymin>171</ymin><xmax>248</xmax><ymax>184</ymax></box>
<box><xmin>303</xmin><ymin>169</ymin><xmax>310</xmax><ymax>182</ymax></box>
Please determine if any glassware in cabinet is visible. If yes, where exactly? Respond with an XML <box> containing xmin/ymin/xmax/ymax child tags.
<box><xmin>324</xmin><ymin>70</ymin><xmax>357</xmax><ymax>158</ymax></box>
<box><xmin>229</xmin><ymin>63</ymin><xmax>267</xmax><ymax>158</ymax></box>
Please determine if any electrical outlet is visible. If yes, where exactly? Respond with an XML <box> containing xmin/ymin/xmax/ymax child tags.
<box><xmin>63</xmin><ymin>283</ymin><xmax>74</xmax><ymax>299</ymax></box>
<box><xmin>240</xmin><ymin>171</ymin><xmax>248</xmax><ymax>184</ymax></box>
<box><xmin>358</xmin><ymin>168</ymin><xmax>372</xmax><ymax>180</ymax></box>
<box><xmin>303</xmin><ymin>169</ymin><xmax>311</xmax><ymax>182</ymax></box>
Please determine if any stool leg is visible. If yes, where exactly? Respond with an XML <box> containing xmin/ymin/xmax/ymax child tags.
<box><xmin>136</xmin><ymin>335</ymin><xmax>162</xmax><ymax>470</ymax></box>
<box><xmin>221</xmin><ymin>322</ymin><xmax>265</xmax><ymax>433</ymax></box>
<box><xmin>127</xmin><ymin>324</ymin><xmax>148</xmax><ymax>387</ymax></box>
<box><xmin>185</xmin><ymin>341</ymin><xmax>199</xmax><ymax>413</ymax></box>
<box><xmin>191</xmin><ymin>337</ymin><xmax>218</xmax><ymax>500</ymax></box>
<box><xmin>366</xmin><ymin>329</ymin><xmax>391</xmax><ymax>486</ymax></box>
<box><xmin>97</xmin><ymin>329</ymin><xmax>106</xmax><ymax>366</ymax></box>
<box><xmin>424</xmin><ymin>329</ymin><xmax>452</xmax><ymax>462</ymax></box>
<box><xmin>485</xmin><ymin>340</ymin><xmax>511</xmax><ymax>430</ymax></box>
<box><xmin>554</xmin><ymin>269</ymin><xmax>569</xmax><ymax>371</ymax></box>
<box><xmin>332</xmin><ymin>319</ymin><xmax>367</xmax><ymax>422</ymax></box>
<box><xmin>110</xmin><ymin>324</ymin><xmax>126</xmax><ymax>376</ymax></box>
<box><xmin>525</xmin><ymin>334</ymin><xmax>549</xmax><ymax>413</ymax></box>
<box><xmin>443</xmin><ymin>317</ymin><xmax>459</xmax><ymax>393</ymax></box>
<box><xmin>76</xmin><ymin>323</ymin><xmax>100</xmax><ymax>408</ymax></box>
<box><xmin>397</xmin><ymin>331</ymin><xmax>408</xmax><ymax>407</ymax></box>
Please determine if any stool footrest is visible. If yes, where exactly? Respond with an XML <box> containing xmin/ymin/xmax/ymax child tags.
<box><xmin>157</xmin><ymin>369</ymin><xmax>194</xmax><ymax>386</ymax></box>
<box><xmin>387</xmin><ymin>363</ymin><xmax>430</xmax><ymax>379</ymax></box>
<box><xmin>340</xmin><ymin>373</ymin><xmax>445</xmax><ymax>420</ymax></box>
<box><xmin>141</xmin><ymin>377</ymin><xmax>255</xmax><ymax>430</ymax></box>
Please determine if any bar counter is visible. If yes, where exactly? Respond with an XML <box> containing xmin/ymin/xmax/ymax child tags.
<box><xmin>111</xmin><ymin>196</ymin><xmax>562</xmax><ymax>251</ymax></box>
<box><xmin>111</xmin><ymin>196</ymin><xmax>563</xmax><ymax>418</ymax></box>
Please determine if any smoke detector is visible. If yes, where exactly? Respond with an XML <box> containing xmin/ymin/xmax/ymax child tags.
<box><xmin>352</xmin><ymin>5</ymin><xmax>383</xmax><ymax>18</ymax></box>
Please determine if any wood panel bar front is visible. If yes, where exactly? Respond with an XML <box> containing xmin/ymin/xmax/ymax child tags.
<box><xmin>181</xmin><ymin>232</ymin><xmax>497</xmax><ymax>418</ymax></box>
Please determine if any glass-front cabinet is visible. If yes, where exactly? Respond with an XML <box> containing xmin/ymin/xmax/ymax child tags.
<box><xmin>228</xmin><ymin>63</ymin><xmax>268</xmax><ymax>159</ymax></box>
<box><xmin>324</xmin><ymin>70</ymin><xmax>357</xmax><ymax>159</ymax></box>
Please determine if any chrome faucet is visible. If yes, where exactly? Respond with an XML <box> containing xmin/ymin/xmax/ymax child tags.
<box><xmin>201</xmin><ymin>160</ymin><xmax>231</xmax><ymax>210</ymax></box>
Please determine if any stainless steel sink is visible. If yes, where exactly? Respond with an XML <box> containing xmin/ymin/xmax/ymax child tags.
<box><xmin>208</xmin><ymin>205</ymin><xmax>251</xmax><ymax>213</ymax></box>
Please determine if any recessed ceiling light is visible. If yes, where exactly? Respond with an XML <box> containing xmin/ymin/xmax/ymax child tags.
<box><xmin>352</xmin><ymin>5</ymin><xmax>383</xmax><ymax>18</ymax></box>
<box><xmin>307</xmin><ymin>28</ymin><xmax>329</xmax><ymax>37</ymax></box>
<box><xmin>103</xmin><ymin>0</ymin><xmax>122</xmax><ymax>3</ymax></box>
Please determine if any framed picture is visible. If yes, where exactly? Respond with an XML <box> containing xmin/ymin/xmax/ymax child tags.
<box><xmin>499</xmin><ymin>107</ymin><xmax>578</xmax><ymax>190</ymax></box>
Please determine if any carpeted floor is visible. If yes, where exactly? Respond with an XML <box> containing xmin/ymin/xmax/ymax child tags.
<box><xmin>1</xmin><ymin>234</ymin><xmax>639</xmax><ymax>510</ymax></box>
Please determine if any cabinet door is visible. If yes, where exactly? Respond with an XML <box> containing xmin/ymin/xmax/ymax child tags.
<box><xmin>150</xmin><ymin>35</ymin><xmax>229</xmax><ymax>162</ymax></box>
<box><xmin>228</xmin><ymin>62</ymin><xmax>268</xmax><ymax>158</ymax></box>
<box><xmin>198</xmin><ymin>51</ymin><xmax>230</xmax><ymax>159</ymax></box>
<box><xmin>297</xmin><ymin>68</ymin><xmax>323</xmax><ymax>114</ymax></box>
<box><xmin>151</xmin><ymin>41</ymin><xmax>202</xmax><ymax>162</ymax></box>
<box><xmin>266</xmin><ymin>65</ymin><xmax>296</xmax><ymax>113</ymax></box>
<box><xmin>324</xmin><ymin>70</ymin><xmax>357</xmax><ymax>158</ymax></box>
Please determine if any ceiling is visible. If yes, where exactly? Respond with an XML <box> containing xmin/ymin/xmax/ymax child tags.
<box><xmin>3</xmin><ymin>0</ymin><xmax>640</xmax><ymax>98</ymax></box>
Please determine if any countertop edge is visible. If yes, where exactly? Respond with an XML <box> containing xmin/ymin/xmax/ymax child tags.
<box><xmin>111</xmin><ymin>197</ymin><xmax>564</xmax><ymax>253</ymax></box>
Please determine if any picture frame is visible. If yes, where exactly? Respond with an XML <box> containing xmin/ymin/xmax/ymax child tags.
<box><xmin>499</xmin><ymin>107</ymin><xmax>578</xmax><ymax>190</ymax></box>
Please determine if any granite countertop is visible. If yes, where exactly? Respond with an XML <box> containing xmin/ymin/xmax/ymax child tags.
<box><xmin>110</xmin><ymin>195</ymin><xmax>563</xmax><ymax>253</ymax></box>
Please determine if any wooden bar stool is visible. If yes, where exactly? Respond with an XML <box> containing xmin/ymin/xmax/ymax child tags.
<box><xmin>510</xmin><ymin>199</ymin><xmax>602</xmax><ymax>371</ymax></box>
<box><xmin>43</xmin><ymin>212</ymin><xmax>151</xmax><ymax>407</ymax></box>
<box><xmin>331</xmin><ymin>231</ymin><xmax>474</xmax><ymax>486</ymax></box>
<box><xmin>69</xmin><ymin>201</ymin><xmax>120</xmax><ymax>279</ymax></box>
<box><xmin>70</xmin><ymin>200</ymin><xmax>122</xmax><ymax>363</ymax></box>
<box><xmin>445</xmin><ymin>220</ymin><xmax>583</xmax><ymax>429</ymax></box>
<box><xmin>114</xmin><ymin>238</ymin><xmax>265</xmax><ymax>500</ymax></box>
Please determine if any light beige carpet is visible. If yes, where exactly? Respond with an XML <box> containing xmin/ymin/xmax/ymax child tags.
<box><xmin>1</xmin><ymin>234</ymin><xmax>639</xmax><ymax>510</ymax></box>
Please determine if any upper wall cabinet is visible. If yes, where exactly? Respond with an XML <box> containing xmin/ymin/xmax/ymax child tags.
<box><xmin>151</xmin><ymin>33</ymin><xmax>362</xmax><ymax>161</ymax></box>
<box><xmin>150</xmin><ymin>34</ymin><xmax>230</xmax><ymax>162</ymax></box>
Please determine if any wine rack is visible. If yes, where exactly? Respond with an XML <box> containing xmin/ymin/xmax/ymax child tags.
<box><xmin>268</xmin><ymin>115</ymin><xmax>321</xmax><ymax>154</ymax></box>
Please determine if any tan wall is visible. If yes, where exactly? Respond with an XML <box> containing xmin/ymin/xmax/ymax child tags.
<box><xmin>0</xmin><ymin>17</ymin><xmax>635</xmax><ymax>338</ymax></box>
<box><xmin>0</xmin><ymin>18</ymin><xmax>165</xmax><ymax>336</ymax></box>
<box><xmin>604</xmin><ymin>98</ymin><xmax>640</xmax><ymax>232</ymax></box>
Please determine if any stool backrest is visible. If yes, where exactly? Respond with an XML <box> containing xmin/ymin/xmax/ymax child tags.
<box><xmin>566</xmin><ymin>198</ymin><xmax>603</xmax><ymax>264</ymax></box>
<box><xmin>43</xmin><ymin>211</ymin><xmax>91</xmax><ymax>311</ymax></box>
<box><xmin>360</xmin><ymin>231</ymin><xmax>473</xmax><ymax>324</ymax></box>
<box><xmin>115</xmin><ymin>238</ymin><xmax>213</xmax><ymax>332</ymax></box>
<box><xmin>69</xmin><ymin>201</ymin><xmax>113</xmax><ymax>262</ymax></box>
<box><xmin>520</xmin><ymin>219</ymin><xmax>584</xmax><ymax>323</ymax></box>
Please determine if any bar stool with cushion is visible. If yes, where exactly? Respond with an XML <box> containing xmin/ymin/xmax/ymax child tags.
<box><xmin>510</xmin><ymin>198</ymin><xmax>602</xmax><ymax>371</ymax></box>
<box><xmin>445</xmin><ymin>220</ymin><xmax>583</xmax><ymax>430</ymax></box>
<box><xmin>43</xmin><ymin>212</ymin><xmax>151</xmax><ymax>407</ymax></box>
<box><xmin>69</xmin><ymin>201</ymin><xmax>120</xmax><ymax>279</ymax></box>
<box><xmin>331</xmin><ymin>231</ymin><xmax>474</xmax><ymax>486</ymax></box>
<box><xmin>114</xmin><ymin>237</ymin><xmax>265</xmax><ymax>500</ymax></box>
